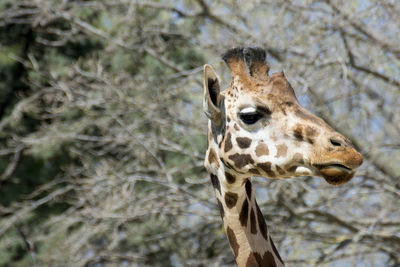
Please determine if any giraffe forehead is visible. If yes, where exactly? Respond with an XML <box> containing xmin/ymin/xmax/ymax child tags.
<box><xmin>228</xmin><ymin>92</ymin><xmax>327</xmax><ymax>134</ymax></box>
<box><xmin>225</xmin><ymin>93</ymin><xmax>270</xmax><ymax>115</ymax></box>
<box><xmin>225</xmin><ymin>89</ymin><xmax>298</xmax><ymax>116</ymax></box>
<box><xmin>227</xmin><ymin>72</ymin><xmax>298</xmax><ymax>100</ymax></box>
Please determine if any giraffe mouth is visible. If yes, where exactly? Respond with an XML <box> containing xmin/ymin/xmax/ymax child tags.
<box><xmin>321</xmin><ymin>163</ymin><xmax>352</xmax><ymax>172</ymax></box>
<box><xmin>315</xmin><ymin>163</ymin><xmax>355</xmax><ymax>185</ymax></box>
<box><xmin>314</xmin><ymin>163</ymin><xmax>352</xmax><ymax>172</ymax></box>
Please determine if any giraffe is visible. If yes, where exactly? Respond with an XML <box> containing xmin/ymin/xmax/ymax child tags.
<box><xmin>203</xmin><ymin>47</ymin><xmax>363</xmax><ymax>267</ymax></box>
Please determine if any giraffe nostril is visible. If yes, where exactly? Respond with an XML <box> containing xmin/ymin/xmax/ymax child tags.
<box><xmin>330</xmin><ymin>138</ymin><xmax>343</xmax><ymax>147</ymax></box>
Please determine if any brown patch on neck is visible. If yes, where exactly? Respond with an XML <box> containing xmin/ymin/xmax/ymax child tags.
<box><xmin>220</xmin><ymin>157</ymin><xmax>235</xmax><ymax>171</ymax></box>
<box><xmin>255</xmin><ymin>202</ymin><xmax>269</xmax><ymax>241</ymax></box>
<box><xmin>250</xmin><ymin>208</ymin><xmax>257</xmax><ymax>234</ymax></box>
<box><xmin>270</xmin><ymin>238</ymin><xmax>284</xmax><ymax>264</ymax></box>
<box><xmin>237</xmin><ymin>137</ymin><xmax>252</xmax><ymax>149</ymax></box>
<box><xmin>228</xmin><ymin>153</ymin><xmax>255</xmax><ymax>168</ymax></box>
<box><xmin>245</xmin><ymin>180</ymin><xmax>252</xmax><ymax>198</ymax></box>
<box><xmin>225</xmin><ymin>192</ymin><xmax>239</xmax><ymax>208</ymax></box>
<box><xmin>210</xmin><ymin>174</ymin><xmax>221</xmax><ymax>194</ymax></box>
<box><xmin>208</xmin><ymin>148</ymin><xmax>219</xmax><ymax>168</ymax></box>
<box><xmin>255</xmin><ymin>142</ymin><xmax>269</xmax><ymax>157</ymax></box>
<box><xmin>226</xmin><ymin>226</ymin><xmax>240</xmax><ymax>258</ymax></box>
<box><xmin>276</xmin><ymin>165</ymin><xmax>286</xmax><ymax>175</ymax></box>
<box><xmin>224</xmin><ymin>132</ymin><xmax>233</xmax><ymax>152</ymax></box>
<box><xmin>249</xmin><ymin>168</ymin><xmax>260</xmax><ymax>175</ymax></box>
<box><xmin>246</xmin><ymin>251</ymin><xmax>277</xmax><ymax>267</ymax></box>
<box><xmin>275</xmin><ymin>144</ymin><xmax>287</xmax><ymax>158</ymax></box>
<box><xmin>245</xmin><ymin>253</ymin><xmax>259</xmax><ymax>267</ymax></box>
<box><xmin>258</xmin><ymin>251</ymin><xmax>277</xmax><ymax>267</ymax></box>
<box><xmin>257</xmin><ymin>162</ymin><xmax>276</xmax><ymax>177</ymax></box>
<box><xmin>217</xmin><ymin>199</ymin><xmax>224</xmax><ymax>219</ymax></box>
<box><xmin>225</xmin><ymin>171</ymin><xmax>236</xmax><ymax>184</ymax></box>
<box><xmin>239</xmin><ymin>199</ymin><xmax>249</xmax><ymax>227</ymax></box>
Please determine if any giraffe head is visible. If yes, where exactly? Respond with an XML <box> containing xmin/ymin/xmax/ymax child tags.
<box><xmin>204</xmin><ymin>47</ymin><xmax>363</xmax><ymax>185</ymax></box>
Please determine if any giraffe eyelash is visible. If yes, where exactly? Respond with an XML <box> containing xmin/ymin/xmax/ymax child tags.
<box><xmin>239</xmin><ymin>110</ymin><xmax>263</xmax><ymax>125</ymax></box>
<box><xmin>240</xmin><ymin>107</ymin><xmax>257</xmax><ymax>113</ymax></box>
<box><xmin>239</xmin><ymin>106</ymin><xmax>271</xmax><ymax>125</ymax></box>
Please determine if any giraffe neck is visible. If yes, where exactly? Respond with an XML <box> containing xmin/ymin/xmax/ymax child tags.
<box><xmin>210</xmin><ymin>171</ymin><xmax>284</xmax><ymax>267</ymax></box>
<box><xmin>206</xmin><ymin>128</ymin><xmax>284</xmax><ymax>266</ymax></box>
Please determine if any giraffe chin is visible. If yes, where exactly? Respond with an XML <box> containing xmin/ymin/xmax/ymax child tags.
<box><xmin>318</xmin><ymin>165</ymin><xmax>356</xmax><ymax>185</ymax></box>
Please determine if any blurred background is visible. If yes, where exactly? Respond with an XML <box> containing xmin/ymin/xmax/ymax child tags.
<box><xmin>0</xmin><ymin>0</ymin><xmax>399</xmax><ymax>266</ymax></box>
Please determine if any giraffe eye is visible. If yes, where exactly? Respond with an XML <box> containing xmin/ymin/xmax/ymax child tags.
<box><xmin>239</xmin><ymin>111</ymin><xmax>263</xmax><ymax>124</ymax></box>
<box><xmin>239</xmin><ymin>106</ymin><xmax>271</xmax><ymax>125</ymax></box>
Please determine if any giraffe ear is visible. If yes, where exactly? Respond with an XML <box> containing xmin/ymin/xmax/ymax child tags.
<box><xmin>203</xmin><ymin>64</ymin><xmax>222</xmax><ymax>124</ymax></box>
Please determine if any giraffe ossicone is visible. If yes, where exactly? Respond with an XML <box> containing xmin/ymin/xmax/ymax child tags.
<box><xmin>203</xmin><ymin>47</ymin><xmax>363</xmax><ymax>267</ymax></box>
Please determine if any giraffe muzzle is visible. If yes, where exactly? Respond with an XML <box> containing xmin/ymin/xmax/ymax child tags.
<box><xmin>316</xmin><ymin>163</ymin><xmax>352</xmax><ymax>172</ymax></box>
<box><xmin>315</xmin><ymin>162</ymin><xmax>358</xmax><ymax>185</ymax></box>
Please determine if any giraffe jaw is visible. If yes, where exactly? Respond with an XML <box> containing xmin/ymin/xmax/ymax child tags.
<box><xmin>315</xmin><ymin>163</ymin><xmax>356</xmax><ymax>185</ymax></box>
<box><xmin>320</xmin><ymin>163</ymin><xmax>352</xmax><ymax>172</ymax></box>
